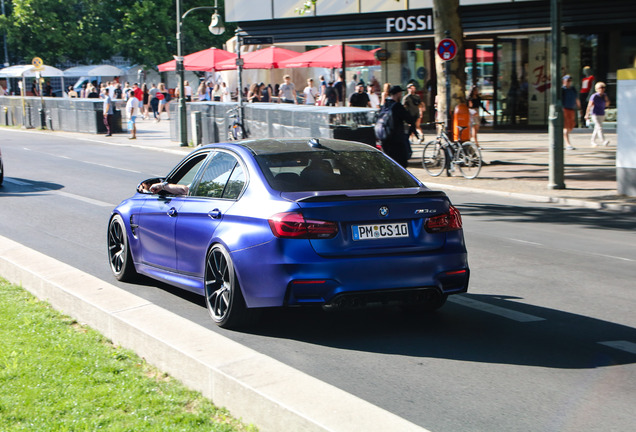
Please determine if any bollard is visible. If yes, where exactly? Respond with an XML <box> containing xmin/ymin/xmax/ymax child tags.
<box><xmin>191</xmin><ymin>110</ymin><xmax>202</xmax><ymax>146</ymax></box>
<box><xmin>39</xmin><ymin>108</ymin><xmax>46</xmax><ymax>130</ymax></box>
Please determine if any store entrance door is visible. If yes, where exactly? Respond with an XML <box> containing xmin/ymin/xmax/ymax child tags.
<box><xmin>465</xmin><ymin>42</ymin><xmax>494</xmax><ymax>127</ymax></box>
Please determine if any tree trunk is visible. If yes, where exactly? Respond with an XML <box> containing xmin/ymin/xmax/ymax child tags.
<box><xmin>433</xmin><ymin>0</ymin><xmax>466</xmax><ymax>126</ymax></box>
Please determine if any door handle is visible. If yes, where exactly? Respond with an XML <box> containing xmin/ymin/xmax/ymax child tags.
<box><xmin>208</xmin><ymin>209</ymin><xmax>222</xmax><ymax>219</ymax></box>
<box><xmin>167</xmin><ymin>207</ymin><xmax>178</xmax><ymax>217</ymax></box>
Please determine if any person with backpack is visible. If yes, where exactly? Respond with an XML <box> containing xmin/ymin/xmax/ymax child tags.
<box><xmin>375</xmin><ymin>85</ymin><xmax>415</xmax><ymax>168</ymax></box>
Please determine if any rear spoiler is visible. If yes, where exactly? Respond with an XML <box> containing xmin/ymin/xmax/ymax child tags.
<box><xmin>292</xmin><ymin>190</ymin><xmax>449</xmax><ymax>203</ymax></box>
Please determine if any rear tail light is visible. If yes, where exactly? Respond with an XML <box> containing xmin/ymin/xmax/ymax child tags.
<box><xmin>425</xmin><ymin>205</ymin><xmax>463</xmax><ymax>233</ymax></box>
<box><xmin>269</xmin><ymin>212</ymin><xmax>338</xmax><ymax>239</ymax></box>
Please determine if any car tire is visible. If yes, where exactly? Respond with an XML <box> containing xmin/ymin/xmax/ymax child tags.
<box><xmin>204</xmin><ymin>244</ymin><xmax>252</xmax><ymax>329</ymax></box>
<box><xmin>0</xmin><ymin>158</ymin><xmax>4</xmax><ymax>186</ymax></box>
<box><xmin>107</xmin><ymin>214</ymin><xmax>138</xmax><ymax>282</ymax></box>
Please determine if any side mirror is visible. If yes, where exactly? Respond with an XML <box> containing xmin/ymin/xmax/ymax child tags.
<box><xmin>137</xmin><ymin>177</ymin><xmax>164</xmax><ymax>194</ymax></box>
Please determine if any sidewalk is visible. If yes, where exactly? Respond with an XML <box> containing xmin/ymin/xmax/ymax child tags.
<box><xmin>54</xmin><ymin>116</ymin><xmax>636</xmax><ymax>212</ymax></box>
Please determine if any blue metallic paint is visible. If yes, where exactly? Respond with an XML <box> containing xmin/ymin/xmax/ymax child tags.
<box><xmin>111</xmin><ymin>139</ymin><xmax>469</xmax><ymax>312</ymax></box>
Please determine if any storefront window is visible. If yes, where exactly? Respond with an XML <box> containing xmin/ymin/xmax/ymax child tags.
<box><xmin>344</xmin><ymin>41</ymin><xmax>434</xmax><ymax>115</ymax></box>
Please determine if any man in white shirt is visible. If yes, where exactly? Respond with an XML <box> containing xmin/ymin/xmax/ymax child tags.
<box><xmin>303</xmin><ymin>78</ymin><xmax>318</xmax><ymax>105</ymax></box>
<box><xmin>125</xmin><ymin>90</ymin><xmax>140</xmax><ymax>140</ymax></box>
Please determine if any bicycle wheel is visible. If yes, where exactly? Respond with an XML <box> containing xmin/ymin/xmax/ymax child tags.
<box><xmin>422</xmin><ymin>140</ymin><xmax>447</xmax><ymax>177</ymax></box>
<box><xmin>457</xmin><ymin>141</ymin><xmax>482</xmax><ymax>179</ymax></box>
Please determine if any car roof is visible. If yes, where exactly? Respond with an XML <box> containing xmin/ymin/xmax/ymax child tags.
<box><xmin>206</xmin><ymin>138</ymin><xmax>377</xmax><ymax>155</ymax></box>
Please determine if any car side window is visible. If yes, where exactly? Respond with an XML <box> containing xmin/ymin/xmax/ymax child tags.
<box><xmin>194</xmin><ymin>152</ymin><xmax>242</xmax><ymax>198</ymax></box>
<box><xmin>223</xmin><ymin>163</ymin><xmax>246</xmax><ymax>199</ymax></box>
<box><xmin>169</xmin><ymin>153</ymin><xmax>208</xmax><ymax>190</ymax></box>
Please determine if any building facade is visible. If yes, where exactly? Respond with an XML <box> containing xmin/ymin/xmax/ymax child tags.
<box><xmin>225</xmin><ymin>0</ymin><xmax>636</xmax><ymax>128</ymax></box>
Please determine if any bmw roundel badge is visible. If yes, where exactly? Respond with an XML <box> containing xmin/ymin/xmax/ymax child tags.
<box><xmin>379</xmin><ymin>206</ymin><xmax>389</xmax><ymax>217</ymax></box>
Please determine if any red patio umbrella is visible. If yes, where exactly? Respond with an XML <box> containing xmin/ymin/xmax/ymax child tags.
<box><xmin>157</xmin><ymin>47</ymin><xmax>236</xmax><ymax>72</ymax></box>
<box><xmin>215</xmin><ymin>46</ymin><xmax>301</xmax><ymax>70</ymax></box>
<box><xmin>278</xmin><ymin>45</ymin><xmax>380</xmax><ymax>69</ymax></box>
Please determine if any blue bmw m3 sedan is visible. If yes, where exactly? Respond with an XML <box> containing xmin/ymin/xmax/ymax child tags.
<box><xmin>108</xmin><ymin>138</ymin><xmax>469</xmax><ymax>328</ymax></box>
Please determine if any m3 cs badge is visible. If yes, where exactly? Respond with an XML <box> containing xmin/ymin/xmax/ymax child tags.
<box><xmin>415</xmin><ymin>209</ymin><xmax>436</xmax><ymax>214</ymax></box>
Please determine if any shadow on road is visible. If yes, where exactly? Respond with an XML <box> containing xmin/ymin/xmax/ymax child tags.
<box><xmin>457</xmin><ymin>202</ymin><xmax>635</xmax><ymax>230</ymax></box>
<box><xmin>241</xmin><ymin>293</ymin><xmax>636</xmax><ymax>369</ymax></box>
<box><xmin>0</xmin><ymin>177</ymin><xmax>64</xmax><ymax>197</ymax></box>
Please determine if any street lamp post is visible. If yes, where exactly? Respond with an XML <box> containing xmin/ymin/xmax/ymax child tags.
<box><xmin>175</xmin><ymin>0</ymin><xmax>225</xmax><ymax>147</ymax></box>
<box><xmin>548</xmin><ymin>0</ymin><xmax>565</xmax><ymax>189</ymax></box>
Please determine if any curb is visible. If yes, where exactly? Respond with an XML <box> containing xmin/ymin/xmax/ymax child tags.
<box><xmin>0</xmin><ymin>235</ymin><xmax>428</xmax><ymax>432</ymax></box>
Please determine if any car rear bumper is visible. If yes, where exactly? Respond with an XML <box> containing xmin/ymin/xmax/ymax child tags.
<box><xmin>232</xmin><ymin>240</ymin><xmax>468</xmax><ymax>308</ymax></box>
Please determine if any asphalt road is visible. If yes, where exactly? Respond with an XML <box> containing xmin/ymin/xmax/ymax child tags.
<box><xmin>2</xmin><ymin>129</ymin><xmax>635</xmax><ymax>432</ymax></box>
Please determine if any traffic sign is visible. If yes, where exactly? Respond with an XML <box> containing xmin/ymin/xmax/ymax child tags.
<box><xmin>32</xmin><ymin>57</ymin><xmax>44</xmax><ymax>71</ymax></box>
<box><xmin>437</xmin><ymin>38</ymin><xmax>458</xmax><ymax>62</ymax></box>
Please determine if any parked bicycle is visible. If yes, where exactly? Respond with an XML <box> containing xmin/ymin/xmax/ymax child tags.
<box><xmin>227</xmin><ymin>105</ymin><xmax>247</xmax><ymax>140</ymax></box>
<box><xmin>421</xmin><ymin>122</ymin><xmax>482</xmax><ymax>179</ymax></box>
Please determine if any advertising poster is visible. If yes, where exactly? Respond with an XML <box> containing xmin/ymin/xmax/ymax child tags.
<box><xmin>528</xmin><ymin>34</ymin><xmax>550</xmax><ymax>125</ymax></box>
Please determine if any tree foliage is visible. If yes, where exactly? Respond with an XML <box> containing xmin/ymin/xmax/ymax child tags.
<box><xmin>1</xmin><ymin>0</ymin><xmax>234</xmax><ymax>67</ymax></box>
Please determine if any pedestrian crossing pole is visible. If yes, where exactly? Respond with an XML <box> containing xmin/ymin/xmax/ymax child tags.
<box><xmin>548</xmin><ymin>0</ymin><xmax>565</xmax><ymax>189</ymax></box>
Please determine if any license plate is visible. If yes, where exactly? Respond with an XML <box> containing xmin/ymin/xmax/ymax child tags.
<box><xmin>352</xmin><ymin>223</ymin><xmax>409</xmax><ymax>240</ymax></box>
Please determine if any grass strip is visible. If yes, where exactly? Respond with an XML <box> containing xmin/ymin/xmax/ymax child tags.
<box><xmin>0</xmin><ymin>278</ymin><xmax>257</xmax><ymax>432</ymax></box>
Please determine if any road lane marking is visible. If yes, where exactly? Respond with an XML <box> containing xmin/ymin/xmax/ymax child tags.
<box><xmin>506</xmin><ymin>237</ymin><xmax>634</xmax><ymax>262</ymax></box>
<box><xmin>22</xmin><ymin>147</ymin><xmax>142</xmax><ymax>173</ymax></box>
<box><xmin>598</xmin><ymin>341</ymin><xmax>636</xmax><ymax>355</ymax></box>
<box><xmin>41</xmin><ymin>189</ymin><xmax>115</xmax><ymax>207</ymax></box>
<box><xmin>449</xmin><ymin>296</ymin><xmax>546</xmax><ymax>322</ymax></box>
<box><xmin>509</xmin><ymin>238</ymin><xmax>542</xmax><ymax>246</ymax></box>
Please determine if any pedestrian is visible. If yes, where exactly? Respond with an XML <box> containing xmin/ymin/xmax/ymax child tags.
<box><xmin>303</xmin><ymin>78</ymin><xmax>318</xmax><ymax>105</ymax></box>
<box><xmin>141</xmin><ymin>83</ymin><xmax>150</xmax><ymax>119</ymax></box>
<box><xmin>278</xmin><ymin>75</ymin><xmax>298</xmax><ymax>104</ymax></box>
<box><xmin>184</xmin><ymin>80</ymin><xmax>192</xmax><ymax>102</ymax></box>
<box><xmin>333</xmin><ymin>73</ymin><xmax>345</xmax><ymax>106</ymax></box>
<box><xmin>349</xmin><ymin>82</ymin><xmax>371</xmax><ymax>107</ymax></box>
<box><xmin>43</xmin><ymin>81</ymin><xmax>53</xmax><ymax>97</ymax></box>
<box><xmin>125</xmin><ymin>89</ymin><xmax>140</xmax><ymax>140</ymax></box>
<box><xmin>149</xmin><ymin>83</ymin><xmax>159</xmax><ymax>119</ymax></box>
<box><xmin>320</xmin><ymin>81</ymin><xmax>338</xmax><ymax>106</ymax></box>
<box><xmin>79</xmin><ymin>83</ymin><xmax>88</xmax><ymax>98</ymax></box>
<box><xmin>467</xmin><ymin>85</ymin><xmax>490</xmax><ymax>147</ymax></box>
<box><xmin>367</xmin><ymin>84</ymin><xmax>380</xmax><ymax>109</ymax></box>
<box><xmin>561</xmin><ymin>75</ymin><xmax>581</xmax><ymax>150</ymax></box>
<box><xmin>579</xmin><ymin>66</ymin><xmax>594</xmax><ymax>127</ymax></box>
<box><xmin>67</xmin><ymin>86</ymin><xmax>78</xmax><ymax>98</ymax></box>
<box><xmin>247</xmin><ymin>83</ymin><xmax>261</xmax><ymax>102</ymax></box>
<box><xmin>318</xmin><ymin>75</ymin><xmax>327</xmax><ymax>104</ymax></box>
<box><xmin>380</xmin><ymin>82</ymin><xmax>391</xmax><ymax>106</ymax></box>
<box><xmin>585</xmin><ymin>81</ymin><xmax>611</xmax><ymax>147</ymax></box>
<box><xmin>261</xmin><ymin>83</ymin><xmax>270</xmax><ymax>102</ymax></box>
<box><xmin>212</xmin><ymin>83</ymin><xmax>222</xmax><ymax>101</ymax></box>
<box><xmin>402</xmin><ymin>83</ymin><xmax>425</xmax><ymax>141</ymax></box>
<box><xmin>347</xmin><ymin>74</ymin><xmax>358</xmax><ymax>98</ymax></box>
<box><xmin>156</xmin><ymin>83</ymin><xmax>168</xmax><ymax>121</ymax></box>
<box><xmin>101</xmin><ymin>87</ymin><xmax>113</xmax><ymax>136</ymax></box>
<box><xmin>378</xmin><ymin>85</ymin><xmax>415</xmax><ymax>168</ymax></box>
<box><xmin>87</xmin><ymin>83</ymin><xmax>99</xmax><ymax>98</ymax></box>
<box><xmin>222</xmin><ymin>82</ymin><xmax>232</xmax><ymax>102</ymax></box>
<box><xmin>113</xmin><ymin>82</ymin><xmax>122</xmax><ymax>100</ymax></box>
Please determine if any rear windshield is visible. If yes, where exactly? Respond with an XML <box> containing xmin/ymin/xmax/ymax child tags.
<box><xmin>255</xmin><ymin>150</ymin><xmax>419</xmax><ymax>192</ymax></box>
